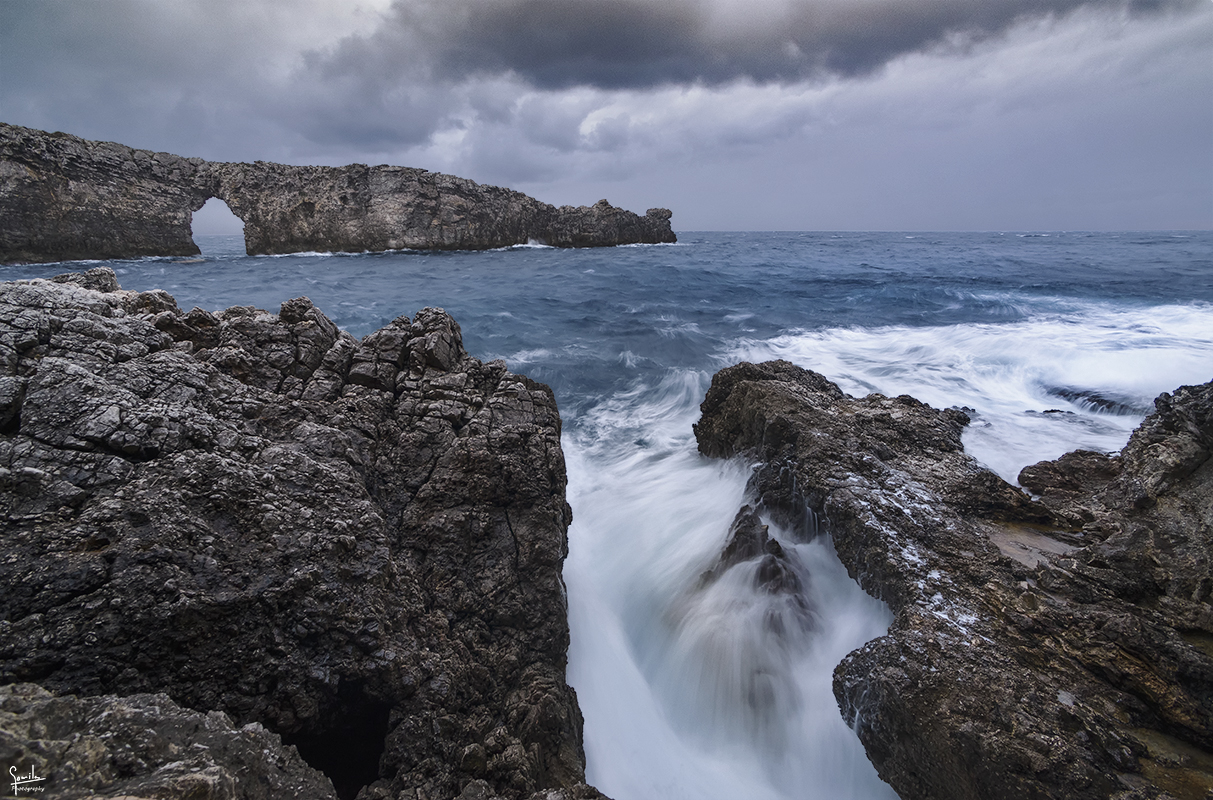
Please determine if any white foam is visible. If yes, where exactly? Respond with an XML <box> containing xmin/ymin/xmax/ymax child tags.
<box><xmin>725</xmin><ymin>301</ymin><xmax>1213</xmax><ymax>482</ymax></box>
<box><xmin>494</xmin><ymin>347</ymin><xmax>555</xmax><ymax>366</ymax></box>
<box><xmin>565</xmin><ymin>371</ymin><xmax>896</xmax><ymax>800</ymax></box>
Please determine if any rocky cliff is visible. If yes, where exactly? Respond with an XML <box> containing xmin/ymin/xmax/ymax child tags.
<box><xmin>0</xmin><ymin>268</ymin><xmax>603</xmax><ymax>800</ymax></box>
<box><xmin>0</xmin><ymin>122</ymin><xmax>676</xmax><ymax>264</ymax></box>
<box><xmin>694</xmin><ymin>360</ymin><xmax>1212</xmax><ymax>800</ymax></box>
<box><xmin>0</xmin><ymin>125</ymin><xmax>209</xmax><ymax>263</ymax></box>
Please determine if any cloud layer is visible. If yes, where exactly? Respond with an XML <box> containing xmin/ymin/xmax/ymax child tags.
<box><xmin>332</xmin><ymin>0</ymin><xmax>1198</xmax><ymax>89</ymax></box>
<box><xmin>1</xmin><ymin>0</ymin><xmax>1209</xmax><ymax>229</ymax></box>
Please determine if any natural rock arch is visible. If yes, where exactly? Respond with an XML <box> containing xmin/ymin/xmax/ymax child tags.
<box><xmin>190</xmin><ymin>196</ymin><xmax>246</xmax><ymax>239</ymax></box>
<box><xmin>0</xmin><ymin>122</ymin><xmax>676</xmax><ymax>264</ymax></box>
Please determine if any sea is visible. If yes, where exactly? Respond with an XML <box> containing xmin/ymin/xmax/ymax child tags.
<box><xmin>7</xmin><ymin>230</ymin><xmax>1212</xmax><ymax>799</ymax></box>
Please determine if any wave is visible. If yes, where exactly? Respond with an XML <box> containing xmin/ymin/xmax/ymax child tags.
<box><xmin>564</xmin><ymin>297</ymin><xmax>1213</xmax><ymax>800</ymax></box>
<box><xmin>564</xmin><ymin>368</ymin><xmax>896</xmax><ymax>800</ymax></box>
<box><xmin>487</xmin><ymin>240</ymin><xmax>558</xmax><ymax>251</ymax></box>
<box><xmin>723</xmin><ymin>302</ymin><xmax>1213</xmax><ymax>482</ymax></box>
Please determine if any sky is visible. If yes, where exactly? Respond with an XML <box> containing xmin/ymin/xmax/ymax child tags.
<box><xmin>2</xmin><ymin>0</ymin><xmax>1210</xmax><ymax>231</ymax></box>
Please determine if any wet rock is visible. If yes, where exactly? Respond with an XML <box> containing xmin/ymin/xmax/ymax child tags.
<box><xmin>1019</xmin><ymin>449</ymin><xmax>1122</xmax><ymax>504</ymax></box>
<box><xmin>0</xmin><ymin>122</ymin><xmax>675</xmax><ymax>263</ymax></box>
<box><xmin>0</xmin><ymin>269</ymin><xmax>593</xmax><ymax>800</ymax></box>
<box><xmin>701</xmin><ymin>505</ymin><xmax>810</xmax><ymax>602</ymax></box>
<box><xmin>695</xmin><ymin>359</ymin><xmax>1213</xmax><ymax>800</ymax></box>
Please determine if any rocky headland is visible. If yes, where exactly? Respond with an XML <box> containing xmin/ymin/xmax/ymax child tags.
<box><xmin>0</xmin><ymin>268</ymin><xmax>603</xmax><ymax>800</ymax></box>
<box><xmin>0</xmin><ymin>122</ymin><xmax>676</xmax><ymax>264</ymax></box>
<box><xmin>694</xmin><ymin>360</ymin><xmax>1212</xmax><ymax>800</ymax></box>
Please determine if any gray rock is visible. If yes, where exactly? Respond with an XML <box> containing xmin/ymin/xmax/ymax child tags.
<box><xmin>0</xmin><ymin>123</ymin><xmax>675</xmax><ymax>263</ymax></box>
<box><xmin>694</xmin><ymin>359</ymin><xmax>1213</xmax><ymax>800</ymax></box>
<box><xmin>0</xmin><ymin>268</ymin><xmax>594</xmax><ymax>800</ymax></box>
<box><xmin>0</xmin><ymin>682</ymin><xmax>338</xmax><ymax>799</ymax></box>
<box><xmin>0</xmin><ymin>125</ymin><xmax>209</xmax><ymax>263</ymax></box>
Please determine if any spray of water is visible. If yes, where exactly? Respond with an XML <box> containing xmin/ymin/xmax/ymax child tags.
<box><xmin>728</xmin><ymin>302</ymin><xmax>1213</xmax><ymax>482</ymax></box>
<box><xmin>564</xmin><ymin>370</ymin><xmax>897</xmax><ymax>800</ymax></box>
<box><xmin>564</xmin><ymin>301</ymin><xmax>1213</xmax><ymax>799</ymax></box>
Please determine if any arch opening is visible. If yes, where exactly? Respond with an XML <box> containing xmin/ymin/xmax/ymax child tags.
<box><xmin>191</xmin><ymin>197</ymin><xmax>245</xmax><ymax>255</ymax></box>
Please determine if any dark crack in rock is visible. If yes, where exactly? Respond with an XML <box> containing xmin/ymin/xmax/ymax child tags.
<box><xmin>0</xmin><ymin>122</ymin><xmax>675</xmax><ymax>264</ymax></box>
<box><xmin>694</xmin><ymin>359</ymin><xmax>1213</xmax><ymax>800</ymax></box>
<box><xmin>0</xmin><ymin>268</ymin><xmax>603</xmax><ymax>800</ymax></box>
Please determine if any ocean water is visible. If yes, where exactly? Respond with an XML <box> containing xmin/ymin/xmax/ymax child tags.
<box><xmin>7</xmin><ymin>231</ymin><xmax>1212</xmax><ymax>799</ymax></box>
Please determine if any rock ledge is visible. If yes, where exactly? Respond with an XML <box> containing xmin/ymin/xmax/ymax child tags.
<box><xmin>694</xmin><ymin>360</ymin><xmax>1212</xmax><ymax>800</ymax></box>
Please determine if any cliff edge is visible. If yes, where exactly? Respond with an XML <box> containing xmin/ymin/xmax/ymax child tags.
<box><xmin>0</xmin><ymin>122</ymin><xmax>676</xmax><ymax>264</ymax></box>
<box><xmin>0</xmin><ymin>267</ymin><xmax>603</xmax><ymax>800</ymax></box>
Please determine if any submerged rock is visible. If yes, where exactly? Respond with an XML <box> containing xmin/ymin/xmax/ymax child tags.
<box><xmin>701</xmin><ymin>505</ymin><xmax>813</xmax><ymax>606</ymax></box>
<box><xmin>0</xmin><ymin>122</ymin><xmax>676</xmax><ymax>263</ymax></box>
<box><xmin>694</xmin><ymin>359</ymin><xmax>1213</xmax><ymax>800</ymax></box>
<box><xmin>661</xmin><ymin>503</ymin><xmax>821</xmax><ymax>753</ymax></box>
<box><xmin>0</xmin><ymin>268</ymin><xmax>600</xmax><ymax>800</ymax></box>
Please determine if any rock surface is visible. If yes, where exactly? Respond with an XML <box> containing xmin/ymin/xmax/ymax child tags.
<box><xmin>0</xmin><ymin>126</ymin><xmax>209</xmax><ymax>263</ymax></box>
<box><xmin>0</xmin><ymin>122</ymin><xmax>676</xmax><ymax>263</ymax></box>
<box><xmin>694</xmin><ymin>360</ymin><xmax>1212</xmax><ymax>800</ymax></box>
<box><xmin>0</xmin><ymin>682</ymin><xmax>338</xmax><ymax>799</ymax></box>
<box><xmin>0</xmin><ymin>268</ymin><xmax>603</xmax><ymax>800</ymax></box>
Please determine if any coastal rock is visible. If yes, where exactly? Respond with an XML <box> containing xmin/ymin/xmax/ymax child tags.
<box><xmin>699</xmin><ymin>505</ymin><xmax>812</xmax><ymax>606</ymax></box>
<box><xmin>0</xmin><ymin>122</ymin><xmax>676</xmax><ymax>263</ymax></box>
<box><xmin>694</xmin><ymin>359</ymin><xmax>1213</xmax><ymax>800</ymax></box>
<box><xmin>0</xmin><ymin>682</ymin><xmax>338</xmax><ymax>799</ymax></box>
<box><xmin>0</xmin><ymin>126</ymin><xmax>209</xmax><ymax>263</ymax></box>
<box><xmin>0</xmin><ymin>268</ymin><xmax>596</xmax><ymax>800</ymax></box>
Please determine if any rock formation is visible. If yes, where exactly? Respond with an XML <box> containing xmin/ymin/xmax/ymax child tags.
<box><xmin>694</xmin><ymin>360</ymin><xmax>1212</xmax><ymax>800</ymax></box>
<box><xmin>0</xmin><ymin>122</ymin><xmax>676</xmax><ymax>264</ymax></box>
<box><xmin>0</xmin><ymin>682</ymin><xmax>338</xmax><ymax>799</ymax></box>
<box><xmin>0</xmin><ymin>126</ymin><xmax>209</xmax><ymax>264</ymax></box>
<box><xmin>0</xmin><ymin>268</ymin><xmax>604</xmax><ymax>800</ymax></box>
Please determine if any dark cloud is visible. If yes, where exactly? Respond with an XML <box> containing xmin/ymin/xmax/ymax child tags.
<box><xmin>324</xmin><ymin>0</ymin><xmax>1199</xmax><ymax>89</ymax></box>
<box><xmin>0</xmin><ymin>0</ymin><xmax>1207</xmax><ymax>229</ymax></box>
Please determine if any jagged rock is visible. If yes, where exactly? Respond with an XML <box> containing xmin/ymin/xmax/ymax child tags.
<box><xmin>694</xmin><ymin>359</ymin><xmax>1213</xmax><ymax>800</ymax></box>
<box><xmin>0</xmin><ymin>682</ymin><xmax>338</xmax><ymax>799</ymax></box>
<box><xmin>455</xmin><ymin>779</ymin><xmax>609</xmax><ymax>800</ymax></box>
<box><xmin>0</xmin><ymin>268</ymin><xmax>595</xmax><ymax>800</ymax></box>
<box><xmin>700</xmin><ymin>505</ymin><xmax>811</xmax><ymax>604</ymax></box>
<box><xmin>0</xmin><ymin>122</ymin><xmax>676</xmax><ymax>263</ymax></box>
<box><xmin>1019</xmin><ymin>449</ymin><xmax>1122</xmax><ymax>505</ymax></box>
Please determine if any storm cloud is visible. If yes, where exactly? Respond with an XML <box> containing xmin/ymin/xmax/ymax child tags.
<box><xmin>1</xmin><ymin>0</ymin><xmax>1209</xmax><ymax>229</ymax></box>
<box><xmin>322</xmin><ymin>0</ymin><xmax>1201</xmax><ymax>88</ymax></box>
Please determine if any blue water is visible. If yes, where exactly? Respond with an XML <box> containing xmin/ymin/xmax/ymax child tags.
<box><xmin>7</xmin><ymin>231</ymin><xmax>1212</xmax><ymax>799</ymax></box>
